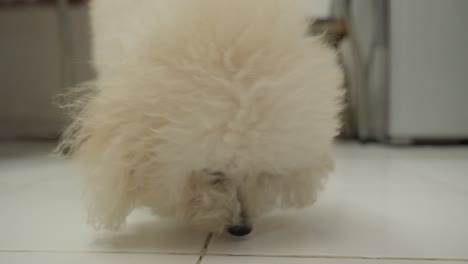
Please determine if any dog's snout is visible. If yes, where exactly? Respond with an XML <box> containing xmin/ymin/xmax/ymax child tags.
<box><xmin>227</xmin><ymin>225</ymin><xmax>252</xmax><ymax>236</ymax></box>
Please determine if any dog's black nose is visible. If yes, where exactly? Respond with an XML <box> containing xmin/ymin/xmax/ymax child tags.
<box><xmin>227</xmin><ymin>225</ymin><xmax>252</xmax><ymax>236</ymax></box>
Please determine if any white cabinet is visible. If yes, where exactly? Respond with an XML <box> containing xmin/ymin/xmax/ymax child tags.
<box><xmin>388</xmin><ymin>0</ymin><xmax>468</xmax><ymax>141</ymax></box>
<box><xmin>338</xmin><ymin>0</ymin><xmax>468</xmax><ymax>143</ymax></box>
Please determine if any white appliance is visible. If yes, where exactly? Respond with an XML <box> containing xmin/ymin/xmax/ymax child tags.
<box><xmin>336</xmin><ymin>0</ymin><xmax>468</xmax><ymax>143</ymax></box>
<box><xmin>388</xmin><ymin>0</ymin><xmax>468</xmax><ymax>143</ymax></box>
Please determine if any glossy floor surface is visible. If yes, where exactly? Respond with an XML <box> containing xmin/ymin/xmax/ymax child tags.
<box><xmin>1</xmin><ymin>142</ymin><xmax>467</xmax><ymax>263</ymax></box>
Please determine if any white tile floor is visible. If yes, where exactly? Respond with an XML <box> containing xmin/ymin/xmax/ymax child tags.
<box><xmin>0</xmin><ymin>141</ymin><xmax>467</xmax><ymax>264</ymax></box>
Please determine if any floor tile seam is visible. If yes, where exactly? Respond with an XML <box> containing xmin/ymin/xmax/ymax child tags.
<box><xmin>196</xmin><ymin>233</ymin><xmax>213</xmax><ymax>264</ymax></box>
<box><xmin>203</xmin><ymin>252</ymin><xmax>468</xmax><ymax>262</ymax></box>
<box><xmin>0</xmin><ymin>249</ymin><xmax>201</xmax><ymax>257</ymax></box>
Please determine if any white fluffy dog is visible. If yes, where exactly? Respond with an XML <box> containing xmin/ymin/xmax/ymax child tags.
<box><xmin>60</xmin><ymin>0</ymin><xmax>342</xmax><ymax>236</ymax></box>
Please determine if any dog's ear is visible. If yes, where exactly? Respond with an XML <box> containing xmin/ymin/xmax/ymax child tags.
<box><xmin>77</xmin><ymin>130</ymin><xmax>138</xmax><ymax>231</ymax></box>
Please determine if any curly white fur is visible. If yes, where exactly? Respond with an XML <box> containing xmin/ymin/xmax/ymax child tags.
<box><xmin>59</xmin><ymin>0</ymin><xmax>343</xmax><ymax>235</ymax></box>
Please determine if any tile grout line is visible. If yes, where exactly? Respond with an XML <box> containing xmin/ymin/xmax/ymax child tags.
<box><xmin>196</xmin><ymin>233</ymin><xmax>213</xmax><ymax>264</ymax></box>
<box><xmin>204</xmin><ymin>253</ymin><xmax>468</xmax><ymax>262</ymax></box>
<box><xmin>0</xmin><ymin>249</ymin><xmax>199</xmax><ymax>257</ymax></box>
<box><xmin>1</xmin><ymin>248</ymin><xmax>467</xmax><ymax>262</ymax></box>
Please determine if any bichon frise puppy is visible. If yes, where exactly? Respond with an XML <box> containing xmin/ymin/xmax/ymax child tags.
<box><xmin>59</xmin><ymin>0</ymin><xmax>342</xmax><ymax>236</ymax></box>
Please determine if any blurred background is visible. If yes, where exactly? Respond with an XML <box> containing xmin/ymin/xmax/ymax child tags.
<box><xmin>1</xmin><ymin>0</ymin><xmax>468</xmax><ymax>144</ymax></box>
<box><xmin>1</xmin><ymin>1</ymin><xmax>468</xmax><ymax>263</ymax></box>
<box><xmin>0</xmin><ymin>0</ymin><xmax>92</xmax><ymax>140</ymax></box>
